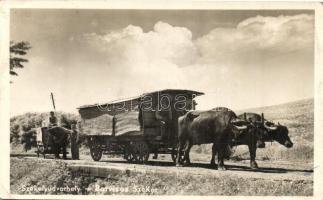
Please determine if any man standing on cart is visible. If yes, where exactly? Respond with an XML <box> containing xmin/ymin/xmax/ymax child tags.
<box><xmin>49</xmin><ymin>111</ymin><xmax>58</xmax><ymax>128</ymax></box>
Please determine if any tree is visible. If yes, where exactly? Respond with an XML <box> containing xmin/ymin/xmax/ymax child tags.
<box><xmin>10</xmin><ymin>41</ymin><xmax>31</xmax><ymax>77</ymax></box>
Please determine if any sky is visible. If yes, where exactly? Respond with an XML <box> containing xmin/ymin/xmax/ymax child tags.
<box><xmin>10</xmin><ymin>9</ymin><xmax>314</xmax><ymax>116</ymax></box>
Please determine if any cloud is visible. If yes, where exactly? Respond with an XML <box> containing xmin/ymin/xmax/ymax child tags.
<box><xmin>195</xmin><ymin>14</ymin><xmax>314</xmax><ymax>66</ymax></box>
<box><xmin>72</xmin><ymin>14</ymin><xmax>313</xmax><ymax>108</ymax></box>
<box><xmin>78</xmin><ymin>21</ymin><xmax>198</xmax><ymax>98</ymax></box>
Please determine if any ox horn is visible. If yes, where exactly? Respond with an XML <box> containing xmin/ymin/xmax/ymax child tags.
<box><xmin>234</xmin><ymin>124</ymin><xmax>248</xmax><ymax>130</ymax></box>
<box><xmin>264</xmin><ymin>121</ymin><xmax>278</xmax><ymax>130</ymax></box>
<box><xmin>231</xmin><ymin>119</ymin><xmax>248</xmax><ymax>130</ymax></box>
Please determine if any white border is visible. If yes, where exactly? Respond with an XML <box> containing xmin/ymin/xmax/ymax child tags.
<box><xmin>0</xmin><ymin>1</ymin><xmax>322</xmax><ymax>199</ymax></box>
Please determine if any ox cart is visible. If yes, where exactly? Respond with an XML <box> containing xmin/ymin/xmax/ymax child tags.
<box><xmin>34</xmin><ymin>126</ymin><xmax>72</xmax><ymax>159</ymax></box>
<box><xmin>78</xmin><ymin>89</ymin><xmax>203</xmax><ymax>163</ymax></box>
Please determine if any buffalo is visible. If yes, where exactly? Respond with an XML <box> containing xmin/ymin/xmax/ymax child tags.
<box><xmin>20</xmin><ymin>126</ymin><xmax>71</xmax><ymax>159</ymax></box>
<box><xmin>234</xmin><ymin>112</ymin><xmax>293</xmax><ymax>168</ymax></box>
<box><xmin>238</xmin><ymin>113</ymin><xmax>293</xmax><ymax>147</ymax></box>
<box><xmin>176</xmin><ymin>108</ymin><xmax>265</xmax><ymax>170</ymax></box>
<box><xmin>48</xmin><ymin>126</ymin><xmax>71</xmax><ymax>159</ymax></box>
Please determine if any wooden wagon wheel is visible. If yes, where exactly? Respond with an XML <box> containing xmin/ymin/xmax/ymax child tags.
<box><xmin>131</xmin><ymin>141</ymin><xmax>149</xmax><ymax>164</ymax></box>
<box><xmin>89</xmin><ymin>137</ymin><xmax>102</xmax><ymax>161</ymax></box>
<box><xmin>38</xmin><ymin>144</ymin><xmax>46</xmax><ymax>158</ymax></box>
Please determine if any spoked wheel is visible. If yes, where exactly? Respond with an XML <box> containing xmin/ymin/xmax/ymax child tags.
<box><xmin>89</xmin><ymin>137</ymin><xmax>103</xmax><ymax>161</ymax></box>
<box><xmin>131</xmin><ymin>141</ymin><xmax>150</xmax><ymax>164</ymax></box>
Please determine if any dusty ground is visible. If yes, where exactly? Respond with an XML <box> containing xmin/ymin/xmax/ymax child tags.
<box><xmin>10</xmin><ymin>152</ymin><xmax>313</xmax><ymax>196</ymax></box>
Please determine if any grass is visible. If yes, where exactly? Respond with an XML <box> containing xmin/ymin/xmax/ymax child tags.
<box><xmin>84</xmin><ymin>170</ymin><xmax>312</xmax><ymax>195</ymax></box>
<box><xmin>10</xmin><ymin>157</ymin><xmax>313</xmax><ymax>196</ymax></box>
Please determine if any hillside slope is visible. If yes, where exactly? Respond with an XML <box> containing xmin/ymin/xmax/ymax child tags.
<box><xmin>238</xmin><ymin>98</ymin><xmax>314</xmax><ymax>144</ymax></box>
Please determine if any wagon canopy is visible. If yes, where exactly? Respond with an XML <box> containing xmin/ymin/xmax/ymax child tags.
<box><xmin>77</xmin><ymin>89</ymin><xmax>204</xmax><ymax>137</ymax></box>
<box><xmin>78</xmin><ymin>89</ymin><xmax>204</xmax><ymax>119</ymax></box>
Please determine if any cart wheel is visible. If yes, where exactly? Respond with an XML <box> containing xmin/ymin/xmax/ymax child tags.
<box><xmin>131</xmin><ymin>141</ymin><xmax>149</xmax><ymax>164</ymax></box>
<box><xmin>90</xmin><ymin>137</ymin><xmax>102</xmax><ymax>161</ymax></box>
<box><xmin>38</xmin><ymin>145</ymin><xmax>45</xmax><ymax>158</ymax></box>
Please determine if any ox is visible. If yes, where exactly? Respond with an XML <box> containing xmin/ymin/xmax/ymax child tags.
<box><xmin>238</xmin><ymin>113</ymin><xmax>293</xmax><ymax>147</ymax></box>
<box><xmin>21</xmin><ymin>126</ymin><xmax>71</xmax><ymax>159</ymax></box>
<box><xmin>176</xmin><ymin>108</ymin><xmax>265</xmax><ymax>170</ymax></box>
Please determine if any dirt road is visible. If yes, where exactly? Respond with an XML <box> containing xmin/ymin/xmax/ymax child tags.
<box><xmin>63</xmin><ymin>156</ymin><xmax>312</xmax><ymax>180</ymax></box>
<box><xmin>10</xmin><ymin>154</ymin><xmax>313</xmax><ymax>195</ymax></box>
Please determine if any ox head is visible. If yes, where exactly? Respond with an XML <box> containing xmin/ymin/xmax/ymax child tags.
<box><xmin>250</xmin><ymin>121</ymin><xmax>267</xmax><ymax>148</ymax></box>
<box><xmin>231</xmin><ymin>117</ymin><xmax>266</xmax><ymax>148</ymax></box>
<box><xmin>247</xmin><ymin>113</ymin><xmax>267</xmax><ymax>148</ymax></box>
<box><xmin>264</xmin><ymin>121</ymin><xmax>293</xmax><ymax>148</ymax></box>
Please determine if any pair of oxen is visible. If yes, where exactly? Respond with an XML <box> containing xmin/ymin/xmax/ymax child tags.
<box><xmin>176</xmin><ymin>108</ymin><xmax>293</xmax><ymax>170</ymax></box>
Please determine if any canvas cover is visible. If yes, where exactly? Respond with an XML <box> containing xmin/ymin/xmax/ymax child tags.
<box><xmin>80</xmin><ymin>114</ymin><xmax>114</xmax><ymax>136</ymax></box>
<box><xmin>36</xmin><ymin>127</ymin><xmax>43</xmax><ymax>142</ymax></box>
<box><xmin>114</xmin><ymin>111</ymin><xmax>141</xmax><ymax>136</ymax></box>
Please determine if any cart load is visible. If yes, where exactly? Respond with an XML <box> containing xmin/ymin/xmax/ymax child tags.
<box><xmin>79</xmin><ymin>111</ymin><xmax>141</xmax><ymax>137</ymax></box>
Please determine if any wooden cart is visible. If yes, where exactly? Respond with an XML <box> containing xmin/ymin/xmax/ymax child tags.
<box><xmin>35</xmin><ymin>126</ymin><xmax>70</xmax><ymax>158</ymax></box>
<box><xmin>78</xmin><ymin>89</ymin><xmax>204</xmax><ymax>164</ymax></box>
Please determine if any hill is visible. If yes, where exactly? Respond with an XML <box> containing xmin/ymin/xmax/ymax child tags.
<box><xmin>238</xmin><ymin>98</ymin><xmax>314</xmax><ymax>144</ymax></box>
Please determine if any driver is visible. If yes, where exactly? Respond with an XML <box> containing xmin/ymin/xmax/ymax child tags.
<box><xmin>49</xmin><ymin>111</ymin><xmax>58</xmax><ymax>128</ymax></box>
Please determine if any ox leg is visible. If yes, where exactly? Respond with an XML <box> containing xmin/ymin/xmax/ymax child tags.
<box><xmin>217</xmin><ymin>139</ymin><xmax>227</xmax><ymax>171</ymax></box>
<box><xmin>184</xmin><ymin>140</ymin><xmax>192</xmax><ymax>166</ymax></box>
<box><xmin>210</xmin><ymin>143</ymin><xmax>217</xmax><ymax>169</ymax></box>
<box><xmin>62</xmin><ymin>145</ymin><xmax>67</xmax><ymax>160</ymax></box>
<box><xmin>176</xmin><ymin>140</ymin><xmax>185</xmax><ymax>167</ymax></box>
<box><xmin>54</xmin><ymin>145</ymin><xmax>60</xmax><ymax>159</ymax></box>
<box><xmin>248</xmin><ymin>143</ymin><xmax>258</xmax><ymax>169</ymax></box>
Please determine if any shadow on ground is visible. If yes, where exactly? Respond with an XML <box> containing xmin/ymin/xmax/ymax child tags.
<box><xmin>101</xmin><ymin>159</ymin><xmax>313</xmax><ymax>174</ymax></box>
